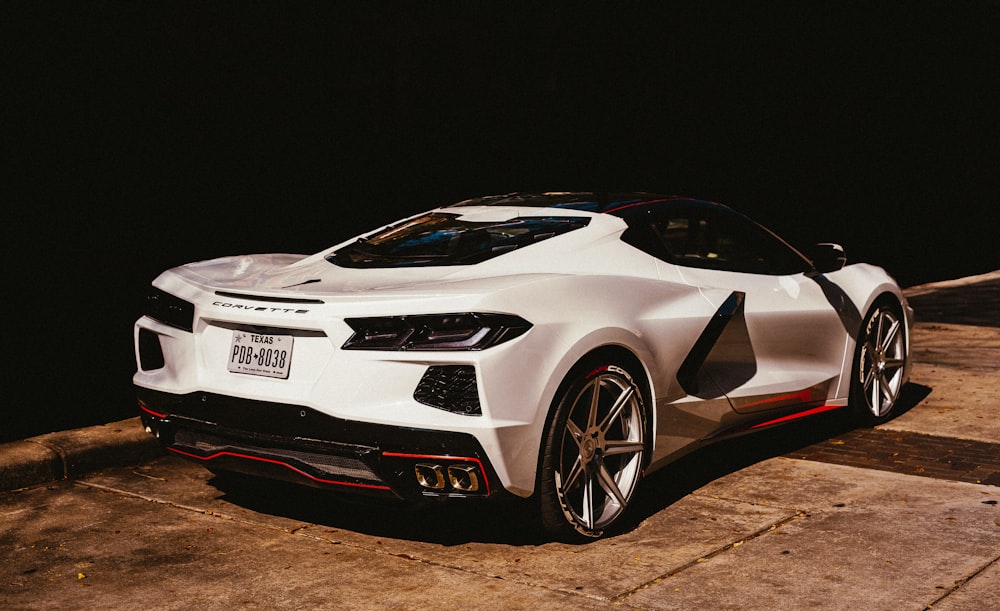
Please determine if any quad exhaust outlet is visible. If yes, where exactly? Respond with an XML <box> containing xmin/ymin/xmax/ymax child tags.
<box><xmin>414</xmin><ymin>463</ymin><xmax>481</xmax><ymax>493</ymax></box>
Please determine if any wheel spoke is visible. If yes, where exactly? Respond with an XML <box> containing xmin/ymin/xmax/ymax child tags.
<box><xmin>864</xmin><ymin>339</ymin><xmax>879</xmax><ymax>360</ymax></box>
<box><xmin>879</xmin><ymin>318</ymin><xmax>900</xmax><ymax>352</ymax></box>
<box><xmin>597</xmin><ymin>385</ymin><xmax>634</xmax><ymax>435</ymax></box>
<box><xmin>587</xmin><ymin>380</ymin><xmax>601</xmax><ymax>430</ymax></box>
<box><xmin>566</xmin><ymin>419</ymin><xmax>585</xmax><ymax>445</ymax></box>
<box><xmin>862</xmin><ymin>363</ymin><xmax>877</xmax><ymax>393</ymax></box>
<box><xmin>869</xmin><ymin>375</ymin><xmax>881</xmax><ymax>411</ymax></box>
<box><xmin>561</xmin><ymin>454</ymin><xmax>585</xmax><ymax>491</ymax></box>
<box><xmin>876</xmin><ymin>312</ymin><xmax>887</xmax><ymax>346</ymax></box>
<box><xmin>561</xmin><ymin>417</ymin><xmax>588</xmax><ymax>490</ymax></box>
<box><xmin>603</xmin><ymin>439</ymin><xmax>644</xmax><ymax>457</ymax></box>
<box><xmin>878</xmin><ymin>373</ymin><xmax>891</xmax><ymax>404</ymax></box>
<box><xmin>880</xmin><ymin>369</ymin><xmax>900</xmax><ymax>400</ymax></box>
<box><xmin>883</xmin><ymin>362</ymin><xmax>905</xmax><ymax>382</ymax></box>
<box><xmin>595</xmin><ymin>460</ymin><xmax>627</xmax><ymax>507</ymax></box>
<box><xmin>582</xmin><ymin>475</ymin><xmax>596</xmax><ymax>530</ymax></box>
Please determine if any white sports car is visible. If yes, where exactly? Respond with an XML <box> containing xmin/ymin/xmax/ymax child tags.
<box><xmin>133</xmin><ymin>192</ymin><xmax>911</xmax><ymax>540</ymax></box>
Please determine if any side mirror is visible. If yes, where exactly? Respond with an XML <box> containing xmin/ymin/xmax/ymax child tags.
<box><xmin>809</xmin><ymin>242</ymin><xmax>847</xmax><ymax>273</ymax></box>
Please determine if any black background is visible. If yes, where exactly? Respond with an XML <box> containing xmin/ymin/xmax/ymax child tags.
<box><xmin>7</xmin><ymin>3</ymin><xmax>998</xmax><ymax>440</ymax></box>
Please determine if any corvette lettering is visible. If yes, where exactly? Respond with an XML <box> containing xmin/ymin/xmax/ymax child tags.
<box><xmin>212</xmin><ymin>301</ymin><xmax>309</xmax><ymax>314</ymax></box>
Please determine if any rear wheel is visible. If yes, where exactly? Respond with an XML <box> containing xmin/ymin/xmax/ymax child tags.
<box><xmin>851</xmin><ymin>301</ymin><xmax>907</xmax><ymax>425</ymax></box>
<box><xmin>540</xmin><ymin>363</ymin><xmax>647</xmax><ymax>541</ymax></box>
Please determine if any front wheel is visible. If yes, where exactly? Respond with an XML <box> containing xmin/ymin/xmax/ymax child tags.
<box><xmin>851</xmin><ymin>301</ymin><xmax>908</xmax><ymax>425</ymax></box>
<box><xmin>540</xmin><ymin>363</ymin><xmax>647</xmax><ymax>541</ymax></box>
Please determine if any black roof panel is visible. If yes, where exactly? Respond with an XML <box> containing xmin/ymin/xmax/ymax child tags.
<box><xmin>447</xmin><ymin>192</ymin><xmax>674</xmax><ymax>213</ymax></box>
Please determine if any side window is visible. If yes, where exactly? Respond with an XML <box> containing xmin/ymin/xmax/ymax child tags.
<box><xmin>647</xmin><ymin>208</ymin><xmax>810</xmax><ymax>275</ymax></box>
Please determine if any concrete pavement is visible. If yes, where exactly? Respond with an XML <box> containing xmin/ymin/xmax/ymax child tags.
<box><xmin>3</xmin><ymin>449</ymin><xmax>996</xmax><ymax>609</ymax></box>
<box><xmin>1</xmin><ymin>270</ymin><xmax>998</xmax><ymax>609</ymax></box>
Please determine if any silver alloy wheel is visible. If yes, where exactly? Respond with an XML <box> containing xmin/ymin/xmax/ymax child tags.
<box><xmin>553</xmin><ymin>365</ymin><xmax>645</xmax><ymax>536</ymax></box>
<box><xmin>857</xmin><ymin>307</ymin><xmax>906</xmax><ymax>418</ymax></box>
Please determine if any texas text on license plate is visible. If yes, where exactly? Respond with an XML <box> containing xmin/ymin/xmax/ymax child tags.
<box><xmin>228</xmin><ymin>330</ymin><xmax>293</xmax><ymax>379</ymax></box>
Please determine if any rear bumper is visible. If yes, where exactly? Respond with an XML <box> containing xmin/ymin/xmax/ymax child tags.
<box><xmin>135</xmin><ymin>387</ymin><xmax>505</xmax><ymax>502</ymax></box>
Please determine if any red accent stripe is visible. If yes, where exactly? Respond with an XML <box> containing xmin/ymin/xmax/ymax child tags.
<box><xmin>750</xmin><ymin>404</ymin><xmax>846</xmax><ymax>429</ymax></box>
<box><xmin>382</xmin><ymin>451</ymin><xmax>491</xmax><ymax>495</ymax></box>
<box><xmin>139</xmin><ymin>404</ymin><xmax>168</xmax><ymax>419</ymax></box>
<box><xmin>167</xmin><ymin>447</ymin><xmax>392</xmax><ymax>491</ymax></box>
<box><xmin>585</xmin><ymin>366</ymin><xmax>609</xmax><ymax>380</ymax></box>
<box><xmin>738</xmin><ymin>389</ymin><xmax>816</xmax><ymax>410</ymax></box>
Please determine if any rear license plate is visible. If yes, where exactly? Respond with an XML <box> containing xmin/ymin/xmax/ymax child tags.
<box><xmin>228</xmin><ymin>331</ymin><xmax>293</xmax><ymax>379</ymax></box>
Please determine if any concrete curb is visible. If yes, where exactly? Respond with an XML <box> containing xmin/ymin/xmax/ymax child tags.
<box><xmin>0</xmin><ymin>417</ymin><xmax>160</xmax><ymax>492</ymax></box>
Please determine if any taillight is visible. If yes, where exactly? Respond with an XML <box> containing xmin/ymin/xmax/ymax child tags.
<box><xmin>342</xmin><ymin>313</ymin><xmax>531</xmax><ymax>351</ymax></box>
<box><xmin>144</xmin><ymin>286</ymin><xmax>194</xmax><ymax>332</ymax></box>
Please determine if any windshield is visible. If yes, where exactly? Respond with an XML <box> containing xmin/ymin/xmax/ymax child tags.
<box><xmin>328</xmin><ymin>213</ymin><xmax>590</xmax><ymax>268</ymax></box>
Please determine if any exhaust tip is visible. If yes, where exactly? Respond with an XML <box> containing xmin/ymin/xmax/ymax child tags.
<box><xmin>414</xmin><ymin>464</ymin><xmax>446</xmax><ymax>490</ymax></box>
<box><xmin>447</xmin><ymin>464</ymin><xmax>480</xmax><ymax>492</ymax></box>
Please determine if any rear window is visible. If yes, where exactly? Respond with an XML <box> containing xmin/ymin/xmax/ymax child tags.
<box><xmin>328</xmin><ymin>213</ymin><xmax>590</xmax><ymax>268</ymax></box>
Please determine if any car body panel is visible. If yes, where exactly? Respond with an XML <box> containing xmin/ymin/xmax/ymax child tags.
<box><xmin>134</xmin><ymin>193</ymin><xmax>911</xmax><ymax>505</ymax></box>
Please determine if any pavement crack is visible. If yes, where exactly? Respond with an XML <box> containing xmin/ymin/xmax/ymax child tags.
<box><xmin>922</xmin><ymin>552</ymin><xmax>1000</xmax><ymax>610</ymax></box>
<box><xmin>289</xmin><ymin>526</ymin><xmax>627</xmax><ymax>607</ymax></box>
<box><xmin>690</xmin><ymin>489</ymin><xmax>800</xmax><ymax>512</ymax></box>
<box><xmin>611</xmin><ymin>510</ymin><xmax>805</xmax><ymax>603</ymax></box>
<box><xmin>131</xmin><ymin>469</ymin><xmax>168</xmax><ymax>481</ymax></box>
<box><xmin>76</xmin><ymin>480</ymin><xmax>208</xmax><ymax>514</ymax></box>
<box><xmin>74</xmin><ymin>480</ymin><xmax>302</xmax><ymax>535</ymax></box>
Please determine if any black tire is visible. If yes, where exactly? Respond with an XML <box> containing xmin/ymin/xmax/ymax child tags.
<box><xmin>539</xmin><ymin>362</ymin><xmax>647</xmax><ymax>541</ymax></box>
<box><xmin>851</xmin><ymin>300</ymin><xmax>908</xmax><ymax>425</ymax></box>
